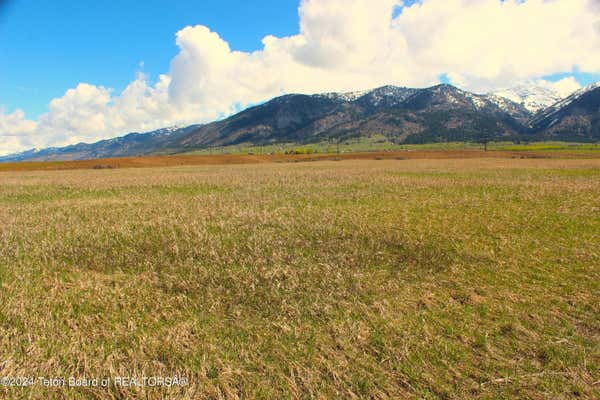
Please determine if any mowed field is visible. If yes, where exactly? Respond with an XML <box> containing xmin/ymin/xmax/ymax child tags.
<box><xmin>0</xmin><ymin>156</ymin><xmax>599</xmax><ymax>399</ymax></box>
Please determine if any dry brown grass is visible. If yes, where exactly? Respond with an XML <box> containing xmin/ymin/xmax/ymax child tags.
<box><xmin>0</xmin><ymin>157</ymin><xmax>599</xmax><ymax>399</ymax></box>
<box><xmin>1</xmin><ymin>149</ymin><xmax>598</xmax><ymax>172</ymax></box>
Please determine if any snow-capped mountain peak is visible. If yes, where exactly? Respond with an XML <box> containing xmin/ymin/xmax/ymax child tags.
<box><xmin>490</xmin><ymin>84</ymin><xmax>564</xmax><ymax>113</ymax></box>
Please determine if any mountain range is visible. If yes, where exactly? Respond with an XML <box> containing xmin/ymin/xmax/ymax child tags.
<box><xmin>2</xmin><ymin>82</ymin><xmax>599</xmax><ymax>162</ymax></box>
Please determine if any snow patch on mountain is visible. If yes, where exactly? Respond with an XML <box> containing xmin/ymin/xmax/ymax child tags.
<box><xmin>491</xmin><ymin>84</ymin><xmax>564</xmax><ymax>113</ymax></box>
<box><xmin>530</xmin><ymin>81</ymin><xmax>600</xmax><ymax>127</ymax></box>
<box><xmin>548</xmin><ymin>81</ymin><xmax>600</xmax><ymax>110</ymax></box>
<box><xmin>318</xmin><ymin>89</ymin><xmax>370</xmax><ymax>102</ymax></box>
<box><xmin>486</xmin><ymin>94</ymin><xmax>518</xmax><ymax>110</ymax></box>
<box><xmin>354</xmin><ymin>85</ymin><xmax>418</xmax><ymax>107</ymax></box>
<box><xmin>463</xmin><ymin>92</ymin><xmax>486</xmax><ymax>109</ymax></box>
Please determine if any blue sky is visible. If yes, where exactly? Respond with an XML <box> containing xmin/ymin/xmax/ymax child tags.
<box><xmin>0</xmin><ymin>0</ymin><xmax>300</xmax><ymax>117</ymax></box>
<box><xmin>1</xmin><ymin>0</ymin><xmax>599</xmax><ymax>155</ymax></box>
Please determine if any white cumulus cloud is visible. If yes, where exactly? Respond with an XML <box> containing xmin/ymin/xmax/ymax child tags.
<box><xmin>1</xmin><ymin>0</ymin><xmax>600</xmax><ymax>155</ymax></box>
<box><xmin>539</xmin><ymin>77</ymin><xmax>582</xmax><ymax>98</ymax></box>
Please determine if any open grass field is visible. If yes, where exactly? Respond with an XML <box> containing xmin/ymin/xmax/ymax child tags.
<box><xmin>178</xmin><ymin>138</ymin><xmax>600</xmax><ymax>157</ymax></box>
<box><xmin>1</xmin><ymin>147</ymin><xmax>600</xmax><ymax>173</ymax></box>
<box><xmin>1</xmin><ymin>157</ymin><xmax>599</xmax><ymax>399</ymax></box>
